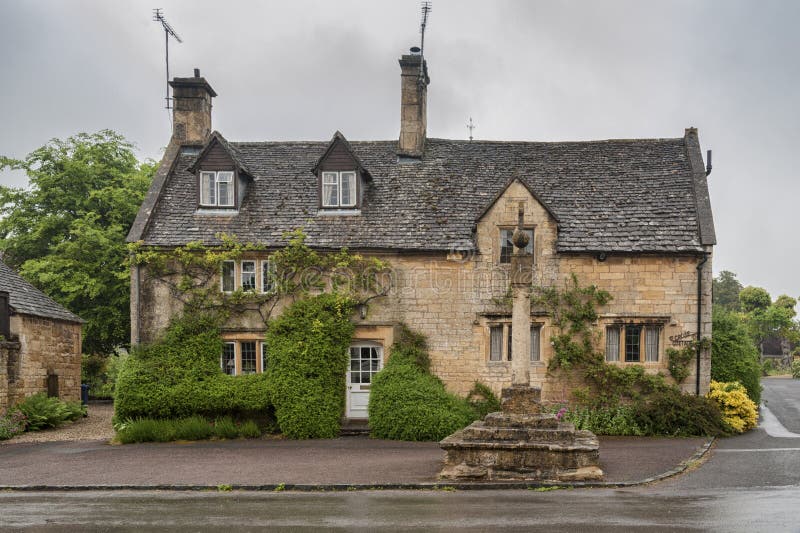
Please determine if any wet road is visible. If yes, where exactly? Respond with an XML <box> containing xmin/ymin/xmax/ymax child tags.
<box><xmin>1</xmin><ymin>378</ymin><xmax>798</xmax><ymax>532</ymax></box>
<box><xmin>0</xmin><ymin>487</ymin><xmax>798</xmax><ymax>532</ymax></box>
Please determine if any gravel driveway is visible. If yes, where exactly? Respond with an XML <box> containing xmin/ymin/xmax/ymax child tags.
<box><xmin>2</xmin><ymin>403</ymin><xmax>114</xmax><ymax>444</ymax></box>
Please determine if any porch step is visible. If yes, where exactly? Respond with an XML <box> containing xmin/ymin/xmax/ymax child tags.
<box><xmin>340</xmin><ymin>420</ymin><xmax>370</xmax><ymax>436</ymax></box>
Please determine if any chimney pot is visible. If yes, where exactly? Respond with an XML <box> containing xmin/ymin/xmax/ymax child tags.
<box><xmin>398</xmin><ymin>52</ymin><xmax>430</xmax><ymax>158</ymax></box>
<box><xmin>168</xmin><ymin>70</ymin><xmax>216</xmax><ymax>144</ymax></box>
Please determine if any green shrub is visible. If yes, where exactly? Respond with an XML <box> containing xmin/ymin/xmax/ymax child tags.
<box><xmin>238</xmin><ymin>420</ymin><xmax>262</xmax><ymax>439</ymax></box>
<box><xmin>633</xmin><ymin>389</ymin><xmax>729</xmax><ymax>437</ymax></box>
<box><xmin>174</xmin><ymin>416</ymin><xmax>214</xmax><ymax>441</ymax></box>
<box><xmin>114</xmin><ymin>312</ymin><xmax>272</xmax><ymax>422</ymax></box>
<box><xmin>467</xmin><ymin>382</ymin><xmax>501</xmax><ymax>419</ymax></box>
<box><xmin>792</xmin><ymin>360</ymin><xmax>800</xmax><ymax>379</ymax></box>
<box><xmin>15</xmin><ymin>393</ymin><xmax>85</xmax><ymax>431</ymax></box>
<box><xmin>0</xmin><ymin>410</ymin><xmax>28</xmax><ymax>440</ymax></box>
<box><xmin>116</xmin><ymin>418</ymin><xmax>177</xmax><ymax>444</ymax></box>
<box><xmin>551</xmin><ymin>404</ymin><xmax>645</xmax><ymax>436</ymax></box>
<box><xmin>711</xmin><ymin>307</ymin><xmax>762</xmax><ymax>405</ymax></box>
<box><xmin>214</xmin><ymin>416</ymin><xmax>240</xmax><ymax>439</ymax></box>
<box><xmin>266</xmin><ymin>294</ymin><xmax>355</xmax><ymax>439</ymax></box>
<box><xmin>369</xmin><ymin>329</ymin><xmax>477</xmax><ymax>441</ymax></box>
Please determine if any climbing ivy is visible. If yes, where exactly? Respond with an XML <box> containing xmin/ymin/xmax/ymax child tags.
<box><xmin>532</xmin><ymin>274</ymin><xmax>682</xmax><ymax>407</ymax></box>
<box><xmin>266</xmin><ymin>293</ymin><xmax>355</xmax><ymax>439</ymax></box>
<box><xmin>128</xmin><ymin>228</ymin><xmax>391</xmax><ymax>323</ymax></box>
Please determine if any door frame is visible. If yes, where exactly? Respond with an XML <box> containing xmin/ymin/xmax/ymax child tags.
<box><xmin>345</xmin><ymin>341</ymin><xmax>384</xmax><ymax>420</ymax></box>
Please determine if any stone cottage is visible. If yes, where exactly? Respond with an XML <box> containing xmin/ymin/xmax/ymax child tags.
<box><xmin>0</xmin><ymin>260</ymin><xmax>83</xmax><ymax>411</ymax></box>
<box><xmin>127</xmin><ymin>52</ymin><xmax>715</xmax><ymax>420</ymax></box>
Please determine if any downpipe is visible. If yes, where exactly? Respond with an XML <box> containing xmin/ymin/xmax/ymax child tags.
<box><xmin>696</xmin><ymin>253</ymin><xmax>709</xmax><ymax>395</ymax></box>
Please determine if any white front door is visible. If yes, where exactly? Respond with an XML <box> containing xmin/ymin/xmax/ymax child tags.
<box><xmin>346</xmin><ymin>343</ymin><xmax>383</xmax><ymax>419</ymax></box>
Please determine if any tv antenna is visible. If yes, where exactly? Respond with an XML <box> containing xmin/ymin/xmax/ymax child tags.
<box><xmin>418</xmin><ymin>1</ymin><xmax>432</xmax><ymax>84</ymax></box>
<box><xmin>467</xmin><ymin>117</ymin><xmax>476</xmax><ymax>141</ymax></box>
<box><xmin>153</xmin><ymin>8</ymin><xmax>183</xmax><ymax>110</ymax></box>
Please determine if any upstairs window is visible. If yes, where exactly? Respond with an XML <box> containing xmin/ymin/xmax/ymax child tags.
<box><xmin>221</xmin><ymin>261</ymin><xmax>235</xmax><ymax>293</ymax></box>
<box><xmin>530</xmin><ymin>325</ymin><xmax>541</xmax><ymax>362</ymax></box>
<box><xmin>261</xmin><ymin>260</ymin><xmax>276</xmax><ymax>294</ymax></box>
<box><xmin>241</xmin><ymin>261</ymin><xmax>256</xmax><ymax>291</ymax></box>
<box><xmin>200</xmin><ymin>171</ymin><xmax>235</xmax><ymax>207</ymax></box>
<box><xmin>499</xmin><ymin>228</ymin><xmax>533</xmax><ymax>264</ymax></box>
<box><xmin>321</xmin><ymin>171</ymin><xmax>357</xmax><ymax>208</ymax></box>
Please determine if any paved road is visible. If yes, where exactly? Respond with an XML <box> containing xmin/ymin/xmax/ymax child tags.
<box><xmin>1</xmin><ymin>378</ymin><xmax>798</xmax><ymax>531</ymax></box>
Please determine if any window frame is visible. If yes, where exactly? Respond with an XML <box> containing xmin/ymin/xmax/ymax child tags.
<box><xmin>488</xmin><ymin>323</ymin><xmax>515</xmax><ymax>363</ymax></box>
<box><xmin>221</xmin><ymin>341</ymin><xmax>237</xmax><ymax>375</ymax></box>
<box><xmin>606</xmin><ymin>324</ymin><xmax>662</xmax><ymax>363</ymax></box>
<box><xmin>221</xmin><ymin>260</ymin><xmax>236</xmax><ymax>293</ymax></box>
<box><xmin>320</xmin><ymin>170</ymin><xmax>358</xmax><ymax>208</ymax></box>
<box><xmin>199</xmin><ymin>170</ymin><xmax>236</xmax><ymax>208</ymax></box>
<box><xmin>499</xmin><ymin>227</ymin><xmax>534</xmax><ymax>264</ymax></box>
<box><xmin>530</xmin><ymin>325</ymin><xmax>541</xmax><ymax>363</ymax></box>
<box><xmin>240</xmin><ymin>341</ymin><xmax>257</xmax><ymax>375</ymax></box>
<box><xmin>241</xmin><ymin>260</ymin><xmax>256</xmax><ymax>292</ymax></box>
<box><xmin>261</xmin><ymin>259</ymin><xmax>276</xmax><ymax>294</ymax></box>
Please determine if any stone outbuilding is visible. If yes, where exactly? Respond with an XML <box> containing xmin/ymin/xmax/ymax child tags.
<box><xmin>128</xmin><ymin>50</ymin><xmax>716</xmax><ymax>423</ymax></box>
<box><xmin>0</xmin><ymin>260</ymin><xmax>83</xmax><ymax>411</ymax></box>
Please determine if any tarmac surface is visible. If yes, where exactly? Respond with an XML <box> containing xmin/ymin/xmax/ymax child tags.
<box><xmin>0</xmin><ymin>434</ymin><xmax>709</xmax><ymax>489</ymax></box>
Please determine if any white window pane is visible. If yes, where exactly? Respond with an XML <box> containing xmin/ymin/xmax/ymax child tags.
<box><xmin>530</xmin><ymin>326</ymin><xmax>540</xmax><ymax>362</ymax></box>
<box><xmin>241</xmin><ymin>341</ymin><xmax>257</xmax><ymax>374</ymax></box>
<box><xmin>645</xmin><ymin>327</ymin><xmax>659</xmax><ymax>362</ymax></box>
<box><xmin>340</xmin><ymin>172</ymin><xmax>356</xmax><ymax>207</ymax></box>
<box><xmin>322</xmin><ymin>184</ymin><xmax>338</xmax><ymax>206</ymax></box>
<box><xmin>489</xmin><ymin>326</ymin><xmax>503</xmax><ymax>361</ymax></box>
<box><xmin>217</xmin><ymin>171</ymin><xmax>233</xmax><ymax>182</ymax></box>
<box><xmin>221</xmin><ymin>261</ymin><xmax>235</xmax><ymax>292</ymax></box>
<box><xmin>262</xmin><ymin>260</ymin><xmax>275</xmax><ymax>293</ymax></box>
<box><xmin>241</xmin><ymin>261</ymin><xmax>256</xmax><ymax>291</ymax></box>
<box><xmin>221</xmin><ymin>343</ymin><xmax>236</xmax><ymax>375</ymax></box>
<box><xmin>605</xmin><ymin>327</ymin><xmax>620</xmax><ymax>362</ymax></box>
<box><xmin>218</xmin><ymin>180</ymin><xmax>233</xmax><ymax>206</ymax></box>
<box><xmin>201</xmin><ymin>173</ymin><xmax>215</xmax><ymax>205</ymax></box>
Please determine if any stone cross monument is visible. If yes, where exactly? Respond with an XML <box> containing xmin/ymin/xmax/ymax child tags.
<box><xmin>439</xmin><ymin>204</ymin><xmax>603</xmax><ymax>481</ymax></box>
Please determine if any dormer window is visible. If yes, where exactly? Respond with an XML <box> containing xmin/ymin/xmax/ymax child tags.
<box><xmin>322</xmin><ymin>171</ymin><xmax>357</xmax><ymax>208</ymax></box>
<box><xmin>200</xmin><ymin>171</ymin><xmax>235</xmax><ymax>207</ymax></box>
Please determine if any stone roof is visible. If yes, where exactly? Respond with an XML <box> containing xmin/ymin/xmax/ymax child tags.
<box><xmin>130</xmin><ymin>131</ymin><xmax>715</xmax><ymax>254</ymax></box>
<box><xmin>0</xmin><ymin>261</ymin><xmax>83</xmax><ymax>324</ymax></box>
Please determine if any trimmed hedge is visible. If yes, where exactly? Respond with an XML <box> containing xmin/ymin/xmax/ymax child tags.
<box><xmin>369</xmin><ymin>326</ymin><xmax>477</xmax><ymax>441</ymax></box>
<box><xmin>114</xmin><ymin>312</ymin><xmax>272</xmax><ymax>422</ymax></box>
<box><xmin>711</xmin><ymin>307</ymin><xmax>762</xmax><ymax>405</ymax></box>
<box><xmin>266</xmin><ymin>293</ymin><xmax>355</xmax><ymax>439</ymax></box>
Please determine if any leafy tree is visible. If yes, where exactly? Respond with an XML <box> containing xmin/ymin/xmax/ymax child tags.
<box><xmin>738</xmin><ymin>286</ymin><xmax>771</xmax><ymax>313</ymax></box>
<box><xmin>711</xmin><ymin>307</ymin><xmax>761</xmax><ymax>404</ymax></box>
<box><xmin>0</xmin><ymin>130</ymin><xmax>154</xmax><ymax>355</ymax></box>
<box><xmin>713</xmin><ymin>271</ymin><xmax>743</xmax><ymax>311</ymax></box>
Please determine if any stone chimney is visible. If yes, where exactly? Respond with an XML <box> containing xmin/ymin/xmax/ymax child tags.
<box><xmin>169</xmin><ymin>68</ymin><xmax>217</xmax><ymax>145</ymax></box>
<box><xmin>398</xmin><ymin>51</ymin><xmax>430</xmax><ymax>158</ymax></box>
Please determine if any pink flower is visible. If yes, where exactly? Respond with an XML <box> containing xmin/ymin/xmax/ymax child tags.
<box><xmin>555</xmin><ymin>407</ymin><xmax>567</xmax><ymax>421</ymax></box>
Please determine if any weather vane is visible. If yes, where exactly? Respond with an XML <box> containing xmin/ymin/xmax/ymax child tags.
<box><xmin>153</xmin><ymin>9</ymin><xmax>183</xmax><ymax>110</ymax></box>
<box><xmin>467</xmin><ymin>117</ymin><xmax>476</xmax><ymax>141</ymax></box>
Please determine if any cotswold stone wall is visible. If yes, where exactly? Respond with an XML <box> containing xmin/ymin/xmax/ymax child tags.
<box><xmin>3</xmin><ymin>315</ymin><xmax>82</xmax><ymax>407</ymax></box>
<box><xmin>133</xmin><ymin>180</ymin><xmax>712</xmax><ymax>401</ymax></box>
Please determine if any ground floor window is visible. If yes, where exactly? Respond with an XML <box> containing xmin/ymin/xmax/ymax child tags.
<box><xmin>220</xmin><ymin>339</ymin><xmax>267</xmax><ymax>376</ymax></box>
<box><xmin>530</xmin><ymin>325</ymin><xmax>541</xmax><ymax>362</ymax></box>
<box><xmin>606</xmin><ymin>324</ymin><xmax>662</xmax><ymax>363</ymax></box>
<box><xmin>221</xmin><ymin>342</ymin><xmax>236</xmax><ymax>375</ymax></box>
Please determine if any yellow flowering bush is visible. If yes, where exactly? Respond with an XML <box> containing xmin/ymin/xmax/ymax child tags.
<box><xmin>707</xmin><ymin>381</ymin><xmax>758</xmax><ymax>433</ymax></box>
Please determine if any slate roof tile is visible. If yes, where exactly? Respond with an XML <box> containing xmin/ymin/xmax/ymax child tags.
<box><xmin>137</xmin><ymin>136</ymin><xmax>710</xmax><ymax>253</ymax></box>
<box><xmin>0</xmin><ymin>261</ymin><xmax>83</xmax><ymax>324</ymax></box>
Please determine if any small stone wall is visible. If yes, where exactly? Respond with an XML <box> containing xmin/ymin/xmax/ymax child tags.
<box><xmin>3</xmin><ymin>314</ymin><xmax>81</xmax><ymax>408</ymax></box>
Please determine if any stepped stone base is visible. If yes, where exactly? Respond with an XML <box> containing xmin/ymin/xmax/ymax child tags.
<box><xmin>439</xmin><ymin>385</ymin><xmax>603</xmax><ymax>481</ymax></box>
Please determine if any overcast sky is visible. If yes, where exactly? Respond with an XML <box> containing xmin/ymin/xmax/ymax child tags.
<box><xmin>1</xmin><ymin>0</ymin><xmax>798</xmax><ymax>301</ymax></box>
